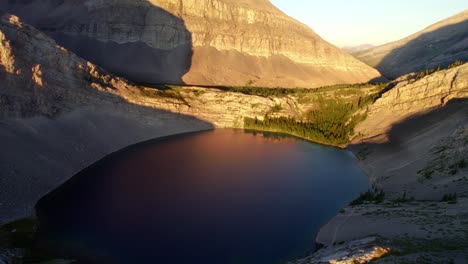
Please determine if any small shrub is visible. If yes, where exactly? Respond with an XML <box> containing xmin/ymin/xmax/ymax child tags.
<box><xmin>393</xmin><ymin>191</ymin><xmax>414</xmax><ymax>204</ymax></box>
<box><xmin>269</xmin><ymin>104</ymin><xmax>283</xmax><ymax>113</ymax></box>
<box><xmin>456</xmin><ymin>159</ymin><xmax>466</xmax><ymax>169</ymax></box>
<box><xmin>441</xmin><ymin>193</ymin><xmax>457</xmax><ymax>204</ymax></box>
<box><xmin>447</xmin><ymin>60</ymin><xmax>464</xmax><ymax>69</ymax></box>
<box><xmin>357</xmin><ymin>147</ymin><xmax>371</xmax><ymax>161</ymax></box>
<box><xmin>246</xmin><ymin>79</ymin><xmax>256</xmax><ymax>86</ymax></box>
<box><xmin>410</xmin><ymin>60</ymin><xmax>465</xmax><ymax>82</ymax></box>
<box><xmin>0</xmin><ymin>218</ymin><xmax>37</xmax><ymax>248</ymax></box>
<box><xmin>350</xmin><ymin>190</ymin><xmax>385</xmax><ymax>206</ymax></box>
<box><xmin>421</xmin><ymin>170</ymin><xmax>433</xmax><ymax>179</ymax></box>
<box><xmin>192</xmin><ymin>89</ymin><xmax>205</xmax><ymax>97</ymax></box>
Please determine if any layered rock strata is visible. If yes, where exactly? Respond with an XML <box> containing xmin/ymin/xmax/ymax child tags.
<box><xmin>0</xmin><ymin>0</ymin><xmax>381</xmax><ymax>87</ymax></box>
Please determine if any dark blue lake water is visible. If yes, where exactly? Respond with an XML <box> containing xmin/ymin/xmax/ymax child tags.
<box><xmin>35</xmin><ymin>129</ymin><xmax>369</xmax><ymax>264</ymax></box>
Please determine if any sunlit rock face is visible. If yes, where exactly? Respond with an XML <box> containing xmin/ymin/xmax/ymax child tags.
<box><xmin>353</xmin><ymin>63</ymin><xmax>468</xmax><ymax>142</ymax></box>
<box><xmin>291</xmin><ymin>237</ymin><xmax>391</xmax><ymax>264</ymax></box>
<box><xmin>0</xmin><ymin>0</ymin><xmax>381</xmax><ymax>87</ymax></box>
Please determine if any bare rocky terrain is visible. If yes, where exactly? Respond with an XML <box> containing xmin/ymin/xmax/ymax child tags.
<box><xmin>353</xmin><ymin>10</ymin><xmax>468</xmax><ymax>79</ymax></box>
<box><xmin>0</xmin><ymin>0</ymin><xmax>381</xmax><ymax>88</ymax></box>
<box><xmin>306</xmin><ymin>68</ymin><xmax>468</xmax><ymax>263</ymax></box>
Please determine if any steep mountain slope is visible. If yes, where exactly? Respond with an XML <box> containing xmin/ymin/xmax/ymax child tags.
<box><xmin>0</xmin><ymin>0</ymin><xmax>381</xmax><ymax>88</ymax></box>
<box><xmin>0</xmin><ymin>11</ymin><xmax>212</xmax><ymax>223</ymax></box>
<box><xmin>353</xmin><ymin>66</ymin><xmax>468</xmax><ymax>141</ymax></box>
<box><xmin>307</xmin><ymin>67</ymin><xmax>468</xmax><ymax>263</ymax></box>
<box><xmin>353</xmin><ymin>10</ymin><xmax>468</xmax><ymax>78</ymax></box>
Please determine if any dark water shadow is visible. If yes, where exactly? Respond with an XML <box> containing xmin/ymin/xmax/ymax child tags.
<box><xmin>376</xmin><ymin>20</ymin><xmax>468</xmax><ymax>79</ymax></box>
<box><xmin>0</xmin><ymin>0</ymin><xmax>193</xmax><ymax>85</ymax></box>
<box><xmin>31</xmin><ymin>129</ymin><xmax>369</xmax><ymax>264</ymax></box>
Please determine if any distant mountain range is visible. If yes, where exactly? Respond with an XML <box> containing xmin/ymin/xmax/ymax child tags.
<box><xmin>352</xmin><ymin>10</ymin><xmax>468</xmax><ymax>78</ymax></box>
<box><xmin>342</xmin><ymin>44</ymin><xmax>376</xmax><ymax>54</ymax></box>
<box><xmin>0</xmin><ymin>0</ymin><xmax>381</xmax><ymax>88</ymax></box>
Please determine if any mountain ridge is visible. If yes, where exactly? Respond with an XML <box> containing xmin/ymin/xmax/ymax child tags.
<box><xmin>0</xmin><ymin>0</ymin><xmax>381</xmax><ymax>88</ymax></box>
<box><xmin>353</xmin><ymin>10</ymin><xmax>468</xmax><ymax>78</ymax></box>
<box><xmin>342</xmin><ymin>44</ymin><xmax>375</xmax><ymax>54</ymax></box>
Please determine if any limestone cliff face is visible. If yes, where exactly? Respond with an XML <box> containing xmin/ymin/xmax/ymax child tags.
<box><xmin>0</xmin><ymin>0</ymin><xmax>381</xmax><ymax>87</ymax></box>
<box><xmin>353</xmin><ymin>10</ymin><xmax>468</xmax><ymax>79</ymax></box>
<box><xmin>353</xmin><ymin>64</ymin><xmax>468</xmax><ymax>141</ymax></box>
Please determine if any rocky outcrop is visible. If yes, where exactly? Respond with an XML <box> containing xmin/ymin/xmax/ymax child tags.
<box><xmin>353</xmin><ymin>10</ymin><xmax>468</xmax><ymax>78</ymax></box>
<box><xmin>347</xmin><ymin>64</ymin><xmax>468</xmax><ymax>201</ymax></box>
<box><xmin>353</xmin><ymin>64</ymin><xmax>468</xmax><ymax>141</ymax></box>
<box><xmin>0</xmin><ymin>0</ymin><xmax>381</xmax><ymax>87</ymax></box>
<box><xmin>291</xmin><ymin>237</ymin><xmax>390</xmax><ymax>264</ymax></box>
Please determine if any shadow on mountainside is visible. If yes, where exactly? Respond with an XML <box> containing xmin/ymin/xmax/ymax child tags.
<box><xmin>0</xmin><ymin>0</ymin><xmax>193</xmax><ymax>85</ymax></box>
<box><xmin>0</xmin><ymin>7</ymin><xmax>211</xmax><ymax>224</ymax></box>
<box><xmin>350</xmin><ymin>98</ymin><xmax>468</xmax><ymax>153</ymax></box>
<box><xmin>0</xmin><ymin>75</ymin><xmax>214</xmax><ymax>225</ymax></box>
<box><xmin>376</xmin><ymin>20</ymin><xmax>468</xmax><ymax>79</ymax></box>
<box><xmin>348</xmin><ymin>98</ymin><xmax>468</xmax><ymax>202</ymax></box>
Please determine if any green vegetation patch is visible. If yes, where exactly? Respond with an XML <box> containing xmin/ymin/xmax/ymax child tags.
<box><xmin>410</xmin><ymin>60</ymin><xmax>464</xmax><ymax>82</ymax></box>
<box><xmin>269</xmin><ymin>104</ymin><xmax>283</xmax><ymax>114</ymax></box>
<box><xmin>388</xmin><ymin>237</ymin><xmax>468</xmax><ymax>257</ymax></box>
<box><xmin>0</xmin><ymin>218</ymin><xmax>77</xmax><ymax>263</ymax></box>
<box><xmin>217</xmin><ymin>86</ymin><xmax>296</xmax><ymax>97</ymax></box>
<box><xmin>392</xmin><ymin>191</ymin><xmax>415</xmax><ymax>204</ymax></box>
<box><xmin>165</xmin><ymin>82</ymin><xmax>383</xmax><ymax>98</ymax></box>
<box><xmin>137</xmin><ymin>85</ymin><xmax>190</xmax><ymax>106</ymax></box>
<box><xmin>137</xmin><ymin>81</ymin><xmax>393</xmax><ymax>146</ymax></box>
<box><xmin>441</xmin><ymin>193</ymin><xmax>458</xmax><ymax>204</ymax></box>
<box><xmin>357</xmin><ymin>147</ymin><xmax>371</xmax><ymax>161</ymax></box>
<box><xmin>349</xmin><ymin>190</ymin><xmax>385</xmax><ymax>206</ymax></box>
<box><xmin>0</xmin><ymin>217</ymin><xmax>38</xmax><ymax>249</ymax></box>
<box><xmin>418</xmin><ymin>153</ymin><xmax>467</xmax><ymax>181</ymax></box>
<box><xmin>244</xmin><ymin>95</ymin><xmax>373</xmax><ymax>145</ymax></box>
<box><xmin>418</xmin><ymin>128</ymin><xmax>468</xmax><ymax>182</ymax></box>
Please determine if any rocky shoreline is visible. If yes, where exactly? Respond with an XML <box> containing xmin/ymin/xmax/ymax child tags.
<box><xmin>305</xmin><ymin>73</ymin><xmax>468</xmax><ymax>262</ymax></box>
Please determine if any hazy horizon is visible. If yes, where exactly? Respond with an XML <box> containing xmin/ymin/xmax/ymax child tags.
<box><xmin>270</xmin><ymin>0</ymin><xmax>467</xmax><ymax>48</ymax></box>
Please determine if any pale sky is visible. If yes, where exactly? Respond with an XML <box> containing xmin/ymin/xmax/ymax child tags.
<box><xmin>270</xmin><ymin>0</ymin><xmax>467</xmax><ymax>47</ymax></box>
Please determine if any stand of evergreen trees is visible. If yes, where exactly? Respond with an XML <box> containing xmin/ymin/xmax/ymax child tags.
<box><xmin>244</xmin><ymin>97</ymin><xmax>369</xmax><ymax>145</ymax></box>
